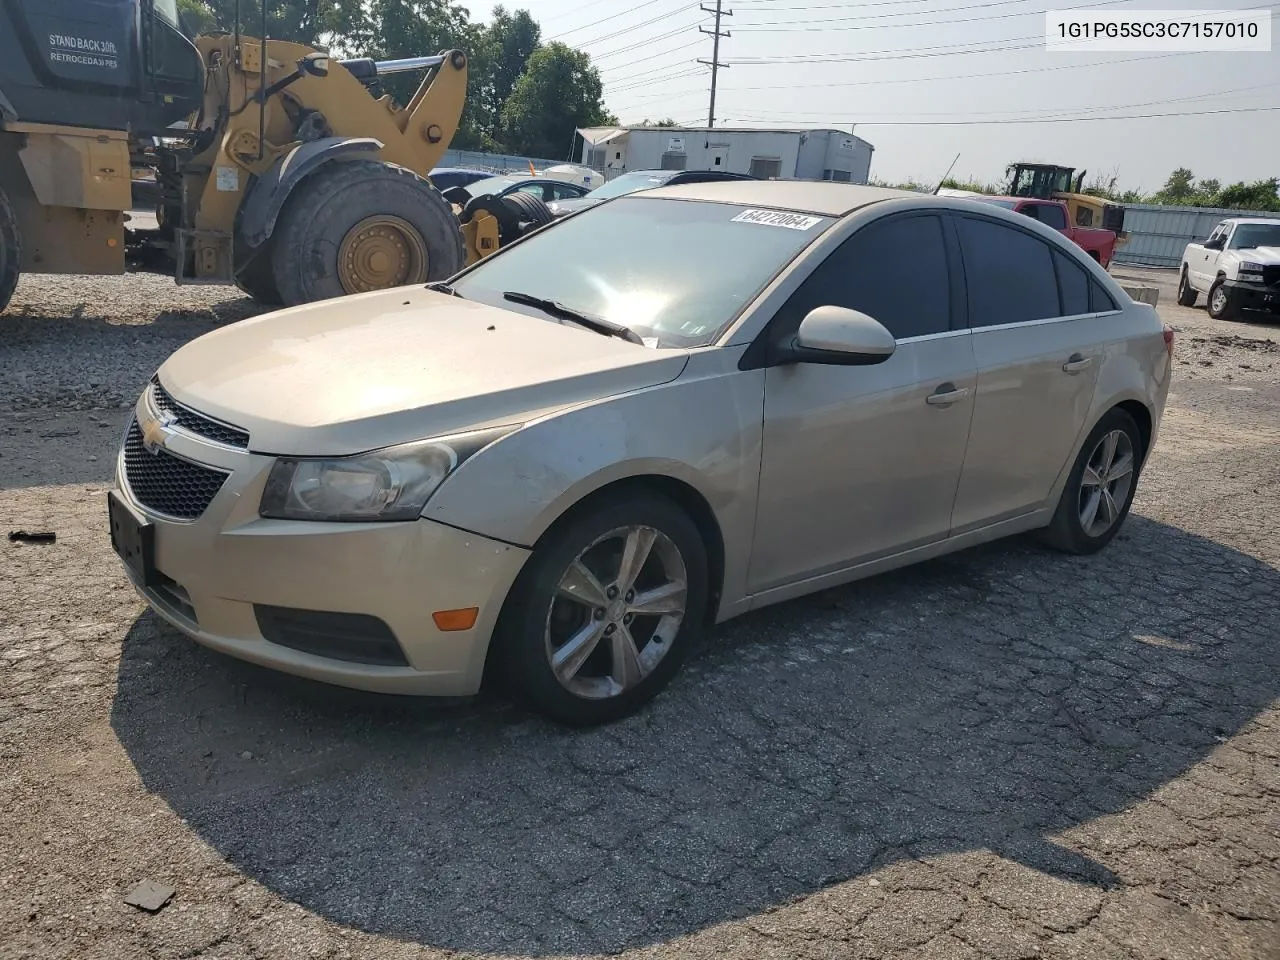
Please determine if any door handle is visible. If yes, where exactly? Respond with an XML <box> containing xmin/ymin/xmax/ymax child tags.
<box><xmin>926</xmin><ymin>384</ymin><xmax>970</xmax><ymax>406</ymax></box>
<box><xmin>1063</xmin><ymin>354</ymin><xmax>1093</xmax><ymax>373</ymax></box>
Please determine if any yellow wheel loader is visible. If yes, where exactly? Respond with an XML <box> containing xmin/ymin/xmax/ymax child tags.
<box><xmin>1006</xmin><ymin>163</ymin><xmax>1130</xmax><ymax>249</ymax></box>
<box><xmin>0</xmin><ymin>0</ymin><xmax>504</xmax><ymax>314</ymax></box>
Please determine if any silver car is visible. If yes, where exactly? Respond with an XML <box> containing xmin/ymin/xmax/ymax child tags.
<box><xmin>108</xmin><ymin>181</ymin><xmax>1173</xmax><ymax>725</ymax></box>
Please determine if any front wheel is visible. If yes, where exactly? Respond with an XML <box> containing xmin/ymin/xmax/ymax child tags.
<box><xmin>1176</xmin><ymin>269</ymin><xmax>1197</xmax><ymax>307</ymax></box>
<box><xmin>270</xmin><ymin>159</ymin><xmax>464</xmax><ymax>306</ymax></box>
<box><xmin>0</xmin><ymin>187</ymin><xmax>20</xmax><ymax>313</ymax></box>
<box><xmin>1207</xmin><ymin>279</ymin><xmax>1240</xmax><ymax>320</ymax></box>
<box><xmin>495</xmin><ymin>492</ymin><xmax>709</xmax><ymax>726</ymax></box>
<box><xmin>1038</xmin><ymin>408</ymin><xmax>1143</xmax><ymax>555</ymax></box>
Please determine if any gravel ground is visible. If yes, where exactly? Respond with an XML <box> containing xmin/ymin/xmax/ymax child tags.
<box><xmin>1</xmin><ymin>273</ymin><xmax>1279</xmax><ymax>960</ymax></box>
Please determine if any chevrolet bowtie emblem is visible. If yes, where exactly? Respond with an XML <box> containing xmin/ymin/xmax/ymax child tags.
<box><xmin>140</xmin><ymin>410</ymin><xmax>177</xmax><ymax>455</ymax></box>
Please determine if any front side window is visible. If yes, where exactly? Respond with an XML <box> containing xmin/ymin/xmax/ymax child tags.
<box><xmin>775</xmin><ymin>214</ymin><xmax>952</xmax><ymax>341</ymax></box>
<box><xmin>957</xmin><ymin>216</ymin><xmax>1060</xmax><ymax>328</ymax></box>
<box><xmin>451</xmin><ymin>197</ymin><xmax>835</xmax><ymax>348</ymax></box>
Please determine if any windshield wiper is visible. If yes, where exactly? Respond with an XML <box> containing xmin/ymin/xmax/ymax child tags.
<box><xmin>502</xmin><ymin>291</ymin><xmax>644</xmax><ymax>345</ymax></box>
<box><xmin>426</xmin><ymin>281</ymin><xmax>462</xmax><ymax>297</ymax></box>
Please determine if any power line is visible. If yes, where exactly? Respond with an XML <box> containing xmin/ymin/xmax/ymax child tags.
<box><xmin>734</xmin><ymin>0</ymin><xmax>1131</xmax><ymax>31</ymax></box>
<box><xmin>568</xmin><ymin>4</ymin><xmax>699</xmax><ymax>48</ymax></box>
<box><xmin>593</xmin><ymin>24</ymin><xmax>704</xmax><ymax>62</ymax></box>
<box><xmin>722</xmin><ymin>105</ymin><xmax>1280</xmax><ymax>126</ymax></box>
<box><xmin>546</xmin><ymin>0</ymin><xmax>685</xmax><ymax>40</ymax></box>
<box><xmin>597</xmin><ymin>37</ymin><xmax>706</xmax><ymax>71</ymax></box>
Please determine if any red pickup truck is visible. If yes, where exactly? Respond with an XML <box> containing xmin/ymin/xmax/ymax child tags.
<box><xmin>974</xmin><ymin>196</ymin><xmax>1118</xmax><ymax>269</ymax></box>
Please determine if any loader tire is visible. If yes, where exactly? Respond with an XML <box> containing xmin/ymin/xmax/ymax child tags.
<box><xmin>270</xmin><ymin>159</ymin><xmax>464</xmax><ymax>306</ymax></box>
<box><xmin>500</xmin><ymin>191</ymin><xmax>554</xmax><ymax>232</ymax></box>
<box><xmin>0</xmin><ymin>187</ymin><xmax>20</xmax><ymax>314</ymax></box>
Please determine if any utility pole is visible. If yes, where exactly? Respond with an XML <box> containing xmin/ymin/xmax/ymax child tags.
<box><xmin>697</xmin><ymin>0</ymin><xmax>731</xmax><ymax>128</ymax></box>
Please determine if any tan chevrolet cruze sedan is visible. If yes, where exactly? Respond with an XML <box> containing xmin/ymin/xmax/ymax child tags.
<box><xmin>109</xmin><ymin>181</ymin><xmax>1173</xmax><ymax>725</ymax></box>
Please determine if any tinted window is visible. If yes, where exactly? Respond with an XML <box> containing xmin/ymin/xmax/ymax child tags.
<box><xmin>1054</xmin><ymin>251</ymin><xmax>1090</xmax><ymax>315</ymax></box>
<box><xmin>1089</xmin><ymin>277</ymin><xmax>1117</xmax><ymax>313</ymax></box>
<box><xmin>957</xmin><ymin>216</ymin><xmax>1059</xmax><ymax>327</ymax></box>
<box><xmin>779</xmin><ymin>214</ymin><xmax>951</xmax><ymax>340</ymax></box>
<box><xmin>1037</xmin><ymin>204</ymin><xmax>1067</xmax><ymax>230</ymax></box>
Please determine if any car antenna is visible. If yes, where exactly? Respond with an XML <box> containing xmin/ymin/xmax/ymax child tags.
<box><xmin>933</xmin><ymin>153</ymin><xmax>961</xmax><ymax>195</ymax></box>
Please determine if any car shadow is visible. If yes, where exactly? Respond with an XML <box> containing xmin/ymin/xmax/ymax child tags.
<box><xmin>110</xmin><ymin>515</ymin><xmax>1280</xmax><ymax>955</ymax></box>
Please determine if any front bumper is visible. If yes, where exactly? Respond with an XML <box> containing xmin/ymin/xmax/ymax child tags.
<box><xmin>112</xmin><ymin>411</ymin><xmax>530</xmax><ymax>697</ymax></box>
<box><xmin>1223</xmin><ymin>278</ymin><xmax>1280</xmax><ymax>310</ymax></box>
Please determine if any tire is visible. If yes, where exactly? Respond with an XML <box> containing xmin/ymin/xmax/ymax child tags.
<box><xmin>1207</xmin><ymin>278</ymin><xmax>1240</xmax><ymax>321</ymax></box>
<box><xmin>495</xmin><ymin>491</ymin><xmax>709</xmax><ymax>726</ymax></box>
<box><xmin>270</xmin><ymin>159</ymin><xmax>464</xmax><ymax>306</ymax></box>
<box><xmin>1038</xmin><ymin>407</ymin><xmax>1144</xmax><ymax>555</ymax></box>
<box><xmin>232</xmin><ymin>242</ymin><xmax>283</xmax><ymax>305</ymax></box>
<box><xmin>1176</xmin><ymin>268</ymin><xmax>1197</xmax><ymax>307</ymax></box>
<box><xmin>500</xmin><ymin>191</ymin><xmax>554</xmax><ymax>231</ymax></box>
<box><xmin>0</xmin><ymin>187</ymin><xmax>21</xmax><ymax>314</ymax></box>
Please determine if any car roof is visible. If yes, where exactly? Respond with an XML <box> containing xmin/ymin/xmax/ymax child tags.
<box><xmin>639</xmin><ymin>179</ymin><xmax>926</xmax><ymax>216</ymax></box>
<box><xmin>430</xmin><ymin>167</ymin><xmax>490</xmax><ymax>175</ymax></box>
<box><xmin>1221</xmin><ymin>217</ymin><xmax>1280</xmax><ymax>226</ymax></box>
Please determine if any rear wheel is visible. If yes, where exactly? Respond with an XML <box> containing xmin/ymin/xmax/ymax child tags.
<box><xmin>495</xmin><ymin>492</ymin><xmax>709</xmax><ymax>726</ymax></box>
<box><xmin>0</xmin><ymin>187</ymin><xmax>20</xmax><ymax>313</ymax></box>
<box><xmin>1207</xmin><ymin>278</ymin><xmax>1240</xmax><ymax>320</ymax></box>
<box><xmin>1176</xmin><ymin>269</ymin><xmax>1197</xmax><ymax>307</ymax></box>
<box><xmin>270</xmin><ymin>159</ymin><xmax>464</xmax><ymax>306</ymax></box>
<box><xmin>1038</xmin><ymin>407</ymin><xmax>1143</xmax><ymax>555</ymax></box>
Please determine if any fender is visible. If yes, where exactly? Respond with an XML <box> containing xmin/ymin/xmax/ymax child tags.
<box><xmin>237</xmin><ymin>136</ymin><xmax>383</xmax><ymax>247</ymax></box>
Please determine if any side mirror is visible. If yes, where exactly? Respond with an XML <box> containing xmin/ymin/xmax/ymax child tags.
<box><xmin>298</xmin><ymin>53</ymin><xmax>330</xmax><ymax>78</ymax></box>
<box><xmin>784</xmin><ymin>305</ymin><xmax>896</xmax><ymax>366</ymax></box>
<box><xmin>1204</xmin><ymin>236</ymin><xmax>1224</xmax><ymax>250</ymax></box>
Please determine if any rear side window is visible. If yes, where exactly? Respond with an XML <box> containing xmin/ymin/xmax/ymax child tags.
<box><xmin>1090</xmin><ymin>277</ymin><xmax>1118</xmax><ymax>313</ymax></box>
<box><xmin>781</xmin><ymin>214</ymin><xmax>952</xmax><ymax>339</ymax></box>
<box><xmin>1054</xmin><ymin>251</ymin><xmax>1090</xmax><ymax>315</ymax></box>
<box><xmin>957</xmin><ymin>216</ymin><xmax>1060</xmax><ymax>327</ymax></box>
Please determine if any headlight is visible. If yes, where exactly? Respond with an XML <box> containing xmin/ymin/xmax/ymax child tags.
<box><xmin>259</xmin><ymin>427</ymin><xmax>512</xmax><ymax>522</ymax></box>
<box><xmin>1239</xmin><ymin>262</ymin><xmax>1265</xmax><ymax>281</ymax></box>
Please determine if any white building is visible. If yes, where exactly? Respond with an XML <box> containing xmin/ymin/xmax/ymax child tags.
<box><xmin>576</xmin><ymin>126</ymin><xmax>875</xmax><ymax>184</ymax></box>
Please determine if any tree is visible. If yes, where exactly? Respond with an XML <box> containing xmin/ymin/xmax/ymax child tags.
<box><xmin>1217</xmin><ymin>178</ymin><xmax>1280</xmax><ymax>211</ymax></box>
<box><xmin>1153</xmin><ymin>167</ymin><xmax>1197</xmax><ymax>205</ymax></box>
<box><xmin>500</xmin><ymin>43</ymin><xmax>616</xmax><ymax>159</ymax></box>
<box><xmin>637</xmin><ymin>118</ymin><xmax>678</xmax><ymax>127</ymax></box>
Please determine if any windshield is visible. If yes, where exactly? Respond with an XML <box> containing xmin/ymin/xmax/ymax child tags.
<box><xmin>465</xmin><ymin>176</ymin><xmax>519</xmax><ymax>196</ymax></box>
<box><xmin>1229</xmin><ymin>223</ymin><xmax>1280</xmax><ymax>249</ymax></box>
<box><xmin>451</xmin><ymin>196</ymin><xmax>835</xmax><ymax>348</ymax></box>
<box><xmin>153</xmin><ymin>0</ymin><xmax>180</xmax><ymax>25</ymax></box>
<box><xmin>585</xmin><ymin>172</ymin><xmax>671</xmax><ymax>200</ymax></box>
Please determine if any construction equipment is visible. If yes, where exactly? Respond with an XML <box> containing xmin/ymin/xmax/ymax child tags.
<box><xmin>1006</xmin><ymin>162</ymin><xmax>1128</xmax><ymax>245</ymax></box>
<box><xmin>0</xmin><ymin>0</ymin><xmax>513</xmax><ymax>314</ymax></box>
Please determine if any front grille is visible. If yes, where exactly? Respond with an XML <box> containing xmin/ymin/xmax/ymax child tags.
<box><xmin>1262</xmin><ymin>265</ymin><xmax>1280</xmax><ymax>288</ymax></box>
<box><xmin>123</xmin><ymin>419</ymin><xmax>230</xmax><ymax>520</ymax></box>
<box><xmin>150</xmin><ymin>377</ymin><xmax>250</xmax><ymax>449</ymax></box>
<box><xmin>254</xmin><ymin>605</ymin><xmax>410</xmax><ymax>666</ymax></box>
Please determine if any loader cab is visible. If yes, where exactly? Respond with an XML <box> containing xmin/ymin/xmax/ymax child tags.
<box><xmin>0</xmin><ymin>0</ymin><xmax>204</xmax><ymax>134</ymax></box>
<box><xmin>1009</xmin><ymin>163</ymin><xmax>1077</xmax><ymax>199</ymax></box>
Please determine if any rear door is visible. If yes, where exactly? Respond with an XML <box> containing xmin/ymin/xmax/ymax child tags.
<box><xmin>948</xmin><ymin>213</ymin><xmax>1115</xmax><ymax>532</ymax></box>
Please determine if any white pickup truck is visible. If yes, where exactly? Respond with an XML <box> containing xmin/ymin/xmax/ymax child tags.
<box><xmin>1178</xmin><ymin>217</ymin><xmax>1280</xmax><ymax>320</ymax></box>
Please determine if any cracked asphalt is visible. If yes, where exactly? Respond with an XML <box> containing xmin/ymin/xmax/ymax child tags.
<box><xmin>2</xmin><ymin>267</ymin><xmax>1279</xmax><ymax>960</ymax></box>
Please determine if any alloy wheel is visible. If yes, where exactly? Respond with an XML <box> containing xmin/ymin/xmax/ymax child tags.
<box><xmin>544</xmin><ymin>525</ymin><xmax>688</xmax><ymax>700</ymax></box>
<box><xmin>1078</xmin><ymin>429</ymin><xmax>1135</xmax><ymax>538</ymax></box>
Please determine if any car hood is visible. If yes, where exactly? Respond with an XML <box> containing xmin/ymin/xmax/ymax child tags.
<box><xmin>156</xmin><ymin>287</ymin><xmax>689</xmax><ymax>456</ymax></box>
<box><xmin>1239</xmin><ymin>246</ymin><xmax>1280</xmax><ymax>264</ymax></box>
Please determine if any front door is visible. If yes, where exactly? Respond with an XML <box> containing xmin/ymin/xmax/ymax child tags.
<box><xmin>1191</xmin><ymin>222</ymin><xmax>1227</xmax><ymax>289</ymax></box>
<box><xmin>948</xmin><ymin>214</ymin><xmax>1108</xmax><ymax>532</ymax></box>
<box><xmin>748</xmin><ymin>212</ymin><xmax>977</xmax><ymax>593</ymax></box>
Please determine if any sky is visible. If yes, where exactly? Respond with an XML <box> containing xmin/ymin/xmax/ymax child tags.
<box><xmin>480</xmin><ymin>0</ymin><xmax>1279</xmax><ymax>194</ymax></box>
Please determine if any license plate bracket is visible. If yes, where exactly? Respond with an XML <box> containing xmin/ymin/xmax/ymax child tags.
<box><xmin>108</xmin><ymin>490</ymin><xmax>157</xmax><ymax>587</ymax></box>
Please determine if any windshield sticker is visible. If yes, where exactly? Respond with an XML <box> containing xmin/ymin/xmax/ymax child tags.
<box><xmin>731</xmin><ymin>209</ymin><xmax>823</xmax><ymax>230</ymax></box>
